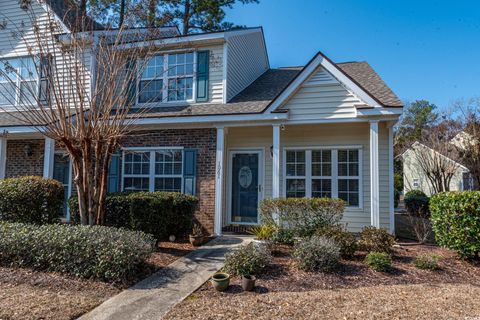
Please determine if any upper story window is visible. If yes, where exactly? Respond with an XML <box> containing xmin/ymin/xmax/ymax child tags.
<box><xmin>138</xmin><ymin>52</ymin><xmax>195</xmax><ymax>104</ymax></box>
<box><xmin>0</xmin><ymin>57</ymin><xmax>38</xmax><ymax>106</ymax></box>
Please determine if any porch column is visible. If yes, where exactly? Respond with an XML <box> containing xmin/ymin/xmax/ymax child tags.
<box><xmin>0</xmin><ymin>136</ymin><xmax>6</xmax><ymax>179</ymax></box>
<box><xmin>214</xmin><ymin>126</ymin><xmax>225</xmax><ymax>236</ymax></box>
<box><xmin>272</xmin><ymin>124</ymin><xmax>281</xmax><ymax>198</ymax></box>
<box><xmin>43</xmin><ymin>137</ymin><xmax>55</xmax><ymax>178</ymax></box>
<box><xmin>388</xmin><ymin>123</ymin><xmax>395</xmax><ymax>234</ymax></box>
<box><xmin>369</xmin><ymin>120</ymin><xmax>380</xmax><ymax>228</ymax></box>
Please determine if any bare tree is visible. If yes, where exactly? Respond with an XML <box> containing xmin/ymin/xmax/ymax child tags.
<box><xmin>0</xmin><ymin>1</ymin><xmax>184</xmax><ymax>225</ymax></box>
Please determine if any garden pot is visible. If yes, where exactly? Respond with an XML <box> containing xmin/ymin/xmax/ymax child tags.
<box><xmin>241</xmin><ymin>275</ymin><xmax>256</xmax><ymax>292</ymax></box>
<box><xmin>211</xmin><ymin>272</ymin><xmax>230</xmax><ymax>292</ymax></box>
<box><xmin>189</xmin><ymin>235</ymin><xmax>204</xmax><ymax>246</ymax></box>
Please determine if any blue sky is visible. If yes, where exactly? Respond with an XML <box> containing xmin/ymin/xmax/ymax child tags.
<box><xmin>226</xmin><ymin>0</ymin><xmax>480</xmax><ymax>109</ymax></box>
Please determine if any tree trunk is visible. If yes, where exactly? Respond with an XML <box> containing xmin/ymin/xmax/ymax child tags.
<box><xmin>119</xmin><ymin>0</ymin><xmax>126</xmax><ymax>27</ymax></box>
<box><xmin>182</xmin><ymin>0</ymin><xmax>191</xmax><ymax>35</ymax></box>
<box><xmin>148</xmin><ymin>0</ymin><xmax>156</xmax><ymax>27</ymax></box>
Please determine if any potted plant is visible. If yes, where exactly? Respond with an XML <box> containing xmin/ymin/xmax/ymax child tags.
<box><xmin>248</xmin><ymin>223</ymin><xmax>275</xmax><ymax>249</ymax></box>
<box><xmin>211</xmin><ymin>272</ymin><xmax>230</xmax><ymax>291</ymax></box>
<box><xmin>189</xmin><ymin>224</ymin><xmax>204</xmax><ymax>246</ymax></box>
<box><xmin>241</xmin><ymin>274</ymin><xmax>256</xmax><ymax>291</ymax></box>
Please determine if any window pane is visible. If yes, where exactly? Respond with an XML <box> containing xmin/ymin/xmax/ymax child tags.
<box><xmin>349</xmin><ymin>150</ymin><xmax>359</xmax><ymax>162</ymax></box>
<box><xmin>19</xmin><ymin>80</ymin><xmax>37</xmax><ymax>104</ymax></box>
<box><xmin>338</xmin><ymin>150</ymin><xmax>347</xmax><ymax>162</ymax></box>
<box><xmin>124</xmin><ymin>177</ymin><xmax>149</xmax><ymax>192</ymax></box>
<box><xmin>312</xmin><ymin>179</ymin><xmax>331</xmax><ymax>198</ymax></box>
<box><xmin>139</xmin><ymin>79</ymin><xmax>163</xmax><ymax>103</ymax></box>
<box><xmin>322</xmin><ymin>163</ymin><xmax>332</xmax><ymax>176</ymax></box>
<box><xmin>0</xmin><ymin>82</ymin><xmax>16</xmax><ymax>105</ymax></box>
<box><xmin>312</xmin><ymin>150</ymin><xmax>331</xmax><ymax>177</ymax></box>
<box><xmin>124</xmin><ymin>151</ymin><xmax>150</xmax><ymax>174</ymax></box>
<box><xmin>286</xmin><ymin>179</ymin><xmax>305</xmax><ymax>198</ymax></box>
<box><xmin>286</xmin><ymin>150</ymin><xmax>306</xmax><ymax>177</ymax></box>
<box><xmin>338</xmin><ymin>178</ymin><xmax>359</xmax><ymax>206</ymax></box>
<box><xmin>142</xmin><ymin>55</ymin><xmax>163</xmax><ymax>79</ymax></box>
<box><xmin>155</xmin><ymin>177</ymin><xmax>182</xmax><ymax>192</ymax></box>
<box><xmin>155</xmin><ymin>150</ymin><xmax>182</xmax><ymax>175</ymax></box>
<box><xmin>312</xmin><ymin>163</ymin><xmax>321</xmax><ymax>176</ymax></box>
<box><xmin>338</xmin><ymin>163</ymin><xmax>348</xmax><ymax>176</ymax></box>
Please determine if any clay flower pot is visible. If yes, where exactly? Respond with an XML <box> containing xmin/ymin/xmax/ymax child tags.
<box><xmin>189</xmin><ymin>234</ymin><xmax>204</xmax><ymax>246</ymax></box>
<box><xmin>211</xmin><ymin>272</ymin><xmax>230</xmax><ymax>292</ymax></box>
<box><xmin>241</xmin><ymin>275</ymin><xmax>256</xmax><ymax>292</ymax></box>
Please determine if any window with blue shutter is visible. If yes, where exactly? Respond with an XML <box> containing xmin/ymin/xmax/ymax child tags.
<box><xmin>196</xmin><ymin>50</ymin><xmax>209</xmax><ymax>102</ymax></box>
<box><xmin>125</xmin><ymin>58</ymin><xmax>137</xmax><ymax>107</ymax></box>
<box><xmin>183</xmin><ymin>149</ymin><xmax>197</xmax><ymax>195</ymax></box>
<box><xmin>108</xmin><ymin>153</ymin><xmax>121</xmax><ymax>193</ymax></box>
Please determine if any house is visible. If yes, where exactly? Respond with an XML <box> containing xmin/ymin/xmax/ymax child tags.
<box><xmin>0</xmin><ymin>0</ymin><xmax>403</xmax><ymax>235</ymax></box>
<box><xmin>402</xmin><ymin>136</ymin><xmax>476</xmax><ymax>196</ymax></box>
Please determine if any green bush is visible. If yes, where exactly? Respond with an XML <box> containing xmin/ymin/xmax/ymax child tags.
<box><xmin>394</xmin><ymin>173</ymin><xmax>403</xmax><ymax>208</ymax></box>
<box><xmin>405</xmin><ymin>190</ymin><xmax>430</xmax><ymax>218</ymax></box>
<box><xmin>223</xmin><ymin>243</ymin><xmax>271</xmax><ymax>276</ymax></box>
<box><xmin>430</xmin><ymin>191</ymin><xmax>480</xmax><ymax>259</ymax></box>
<box><xmin>358</xmin><ymin>226</ymin><xmax>395</xmax><ymax>254</ymax></box>
<box><xmin>316</xmin><ymin>225</ymin><xmax>357</xmax><ymax>259</ymax></box>
<box><xmin>70</xmin><ymin>192</ymin><xmax>198</xmax><ymax>240</ymax></box>
<box><xmin>0</xmin><ymin>176</ymin><xmax>64</xmax><ymax>224</ymax></box>
<box><xmin>0</xmin><ymin>222</ymin><xmax>154</xmax><ymax>282</ymax></box>
<box><xmin>365</xmin><ymin>251</ymin><xmax>392</xmax><ymax>272</ymax></box>
<box><xmin>260</xmin><ymin>198</ymin><xmax>345</xmax><ymax>238</ymax></box>
<box><xmin>293</xmin><ymin>236</ymin><xmax>340</xmax><ymax>272</ymax></box>
<box><xmin>413</xmin><ymin>254</ymin><xmax>441</xmax><ymax>270</ymax></box>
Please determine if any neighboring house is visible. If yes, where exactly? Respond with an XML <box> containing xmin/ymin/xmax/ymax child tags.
<box><xmin>0</xmin><ymin>0</ymin><xmax>404</xmax><ymax>235</ymax></box>
<box><xmin>402</xmin><ymin>138</ymin><xmax>475</xmax><ymax>196</ymax></box>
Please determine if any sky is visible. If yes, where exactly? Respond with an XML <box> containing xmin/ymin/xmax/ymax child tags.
<box><xmin>226</xmin><ymin>0</ymin><xmax>480</xmax><ymax>110</ymax></box>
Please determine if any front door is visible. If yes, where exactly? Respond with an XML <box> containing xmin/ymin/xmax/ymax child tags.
<box><xmin>230</xmin><ymin>151</ymin><xmax>262</xmax><ymax>224</ymax></box>
<box><xmin>53</xmin><ymin>153</ymin><xmax>71</xmax><ymax>219</ymax></box>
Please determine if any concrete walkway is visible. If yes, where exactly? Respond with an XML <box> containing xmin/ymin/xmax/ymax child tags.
<box><xmin>79</xmin><ymin>235</ymin><xmax>251</xmax><ymax>320</ymax></box>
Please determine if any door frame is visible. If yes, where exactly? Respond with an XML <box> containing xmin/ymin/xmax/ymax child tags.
<box><xmin>227</xmin><ymin>148</ymin><xmax>265</xmax><ymax>225</ymax></box>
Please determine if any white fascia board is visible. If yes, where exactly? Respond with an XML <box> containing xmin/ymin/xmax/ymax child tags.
<box><xmin>0</xmin><ymin>126</ymin><xmax>43</xmax><ymax>133</ymax></box>
<box><xmin>356</xmin><ymin>107</ymin><xmax>403</xmax><ymax>117</ymax></box>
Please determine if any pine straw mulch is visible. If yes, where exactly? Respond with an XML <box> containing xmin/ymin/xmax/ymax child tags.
<box><xmin>0</xmin><ymin>238</ymin><xmax>197</xmax><ymax>320</ymax></box>
<box><xmin>164</xmin><ymin>242</ymin><xmax>480</xmax><ymax>320</ymax></box>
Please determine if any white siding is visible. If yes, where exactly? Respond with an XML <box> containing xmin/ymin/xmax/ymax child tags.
<box><xmin>224</xmin><ymin>122</ymin><xmax>392</xmax><ymax>232</ymax></box>
<box><xmin>207</xmin><ymin>45</ymin><xmax>224</xmax><ymax>103</ymax></box>
<box><xmin>226</xmin><ymin>31</ymin><xmax>269</xmax><ymax>101</ymax></box>
<box><xmin>279</xmin><ymin>66</ymin><xmax>363</xmax><ymax>120</ymax></box>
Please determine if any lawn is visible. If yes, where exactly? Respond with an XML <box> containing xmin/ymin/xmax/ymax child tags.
<box><xmin>164</xmin><ymin>242</ymin><xmax>480</xmax><ymax>320</ymax></box>
<box><xmin>0</xmin><ymin>240</ymin><xmax>196</xmax><ymax>320</ymax></box>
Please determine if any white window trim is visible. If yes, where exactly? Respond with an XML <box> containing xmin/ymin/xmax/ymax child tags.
<box><xmin>136</xmin><ymin>50</ymin><xmax>197</xmax><ymax>106</ymax></box>
<box><xmin>282</xmin><ymin>146</ymin><xmax>363</xmax><ymax>209</ymax></box>
<box><xmin>121</xmin><ymin>147</ymin><xmax>184</xmax><ymax>193</ymax></box>
<box><xmin>0</xmin><ymin>55</ymin><xmax>40</xmax><ymax>108</ymax></box>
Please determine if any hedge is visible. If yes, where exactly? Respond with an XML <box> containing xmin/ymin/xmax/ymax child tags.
<box><xmin>430</xmin><ymin>191</ymin><xmax>480</xmax><ymax>259</ymax></box>
<box><xmin>0</xmin><ymin>222</ymin><xmax>155</xmax><ymax>282</ymax></box>
<box><xmin>69</xmin><ymin>192</ymin><xmax>198</xmax><ymax>240</ymax></box>
<box><xmin>0</xmin><ymin>176</ymin><xmax>64</xmax><ymax>224</ymax></box>
<box><xmin>404</xmin><ymin>190</ymin><xmax>430</xmax><ymax>218</ymax></box>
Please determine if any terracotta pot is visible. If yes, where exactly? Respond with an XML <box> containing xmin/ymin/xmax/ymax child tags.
<box><xmin>211</xmin><ymin>272</ymin><xmax>230</xmax><ymax>292</ymax></box>
<box><xmin>241</xmin><ymin>275</ymin><xmax>256</xmax><ymax>291</ymax></box>
<box><xmin>189</xmin><ymin>235</ymin><xmax>203</xmax><ymax>246</ymax></box>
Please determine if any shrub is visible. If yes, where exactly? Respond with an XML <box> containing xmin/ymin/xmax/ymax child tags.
<box><xmin>315</xmin><ymin>225</ymin><xmax>357</xmax><ymax>259</ymax></box>
<box><xmin>0</xmin><ymin>222</ymin><xmax>154</xmax><ymax>282</ymax></box>
<box><xmin>365</xmin><ymin>251</ymin><xmax>392</xmax><ymax>272</ymax></box>
<box><xmin>293</xmin><ymin>236</ymin><xmax>340</xmax><ymax>272</ymax></box>
<box><xmin>358</xmin><ymin>226</ymin><xmax>395</xmax><ymax>254</ymax></box>
<box><xmin>413</xmin><ymin>254</ymin><xmax>441</xmax><ymax>270</ymax></box>
<box><xmin>260</xmin><ymin>198</ymin><xmax>345</xmax><ymax>238</ymax></box>
<box><xmin>223</xmin><ymin>243</ymin><xmax>271</xmax><ymax>276</ymax></box>
<box><xmin>404</xmin><ymin>190</ymin><xmax>430</xmax><ymax>218</ymax></box>
<box><xmin>0</xmin><ymin>176</ymin><xmax>64</xmax><ymax>224</ymax></box>
<box><xmin>248</xmin><ymin>223</ymin><xmax>277</xmax><ymax>240</ymax></box>
<box><xmin>430</xmin><ymin>191</ymin><xmax>480</xmax><ymax>259</ymax></box>
<box><xmin>271</xmin><ymin>228</ymin><xmax>295</xmax><ymax>245</ymax></box>
<box><xmin>70</xmin><ymin>192</ymin><xmax>198</xmax><ymax>240</ymax></box>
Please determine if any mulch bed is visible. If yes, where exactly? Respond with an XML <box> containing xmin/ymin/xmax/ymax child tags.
<box><xmin>164</xmin><ymin>242</ymin><xmax>480</xmax><ymax>320</ymax></box>
<box><xmin>0</xmin><ymin>239</ymin><xmax>198</xmax><ymax>320</ymax></box>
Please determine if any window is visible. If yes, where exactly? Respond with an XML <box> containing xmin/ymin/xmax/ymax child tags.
<box><xmin>138</xmin><ymin>52</ymin><xmax>194</xmax><ymax>104</ymax></box>
<box><xmin>123</xmin><ymin>149</ymin><xmax>183</xmax><ymax>192</ymax></box>
<box><xmin>284</xmin><ymin>148</ymin><xmax>362</xmax><ymax>207</ymax></box>
<box><xmin>413</xmin><ymin>178</ymin><xmax>420</xmax><ymax>188</ymax></box>
<box><xmin>0</xmin><ymin>57</ymin><xmax>38</xmax><ymax>106</ymax></box>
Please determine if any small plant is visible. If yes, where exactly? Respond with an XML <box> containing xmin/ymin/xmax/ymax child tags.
<box><xmin>189</xmin><ymin>223</ymin><xmax>204</xmax><ymax>246</ymax></box>
<box><xmin>358</xmin><ymin>226</ymin><xmax>395</xmax><ymax>254</ymax></box>
<box><xmin>404</xmin><ymin>190</ymin><xmax>431</xmax><ymax>243</ymax></box>
<box><xmin>316</xmin><ymin>224</ymin><xmax>357</xmax><ymax>259</ymax></box>
<box><xmin>413</xmin><ymin>254</ymin><xmax>441</xmax><ymax>270</ymax></box>
<box><xmin>191</xmin><ymin>223</ymin><xmax>203</xmax><ymax>236</ymax></box>
<box><xmin>223</xmin><ymin>242</ymin><xmax>271</xmax><ymax>276</ymax></box>
<box><xmin>248</xmin><ymin>223</ymin><xmax>276</xmax><ymax>240</ymax></box>
<box><xmin>365</xmin><ymin>251</ymin><xmax>392</xmax><ymax>272</ymax></box>
<box><xmin>293</xmin><ymin>236</ymin><xmax>340</xmax><ymax>272</ymax></box>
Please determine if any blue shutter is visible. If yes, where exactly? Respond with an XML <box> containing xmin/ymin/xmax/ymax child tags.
<box><xmin>125</xmin><ymin>58</ymin><xmax>137</xmax><ymax>107</ymax></box>
<box><xmin>108</xmin><ymin>153</ymin><xmax>121</xmax><ymax>193</ymax></box>
<box><xmin>183</xmin><ymin>149</ymin><xmax>197</xmax><ymax>195</ymax></box>
<box><xmin>196</xmin><ymin>50</ymin><xmax>209</xmax><ymax>102</ymax></box>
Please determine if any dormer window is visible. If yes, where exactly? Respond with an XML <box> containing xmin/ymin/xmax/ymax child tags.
<box><xmin>0</xmin><ymin>57</ymin><xmax>38</xmax><ymax>107</ymax></box>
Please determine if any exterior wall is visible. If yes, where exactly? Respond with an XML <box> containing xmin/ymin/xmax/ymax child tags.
<box><xmin>5</xmin><ymin>139</ymin><xmax>44</xmax><ymax>177</ymax></box>
<box><xmin>279</xmin><ymin>66</ymin><xmax>362</xmax><ymax>120</ymax></box>
<box><xmin>226</xmin><ymin>31</ymin><xmax>269</xmax><ymax>101</ymax></box>
<box><xmin>403</xmin><ymin>148</ymin><xmax>466</xmax><ymax>196</ymax></box>
<box><xmin>224</xmin><ymin>122</ymin><xmax>391</xmax><ymax>232</ymax></box>
<box><xmin>120</xmin><ymin>128</ymin><xmax>216</xmax><ymax>234</ymax></box>
<box><xmin>206</xmin><ymin>45</ymin><xmax>225</xmax><ymax>103</ymax></box>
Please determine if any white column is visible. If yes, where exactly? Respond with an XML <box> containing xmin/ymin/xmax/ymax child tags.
<box><xmin>43</xmin><ymin>137</ymin><xmax>55</xmax><ymax>178</ymax></box>
<box><xmin>0</xmin><ymin>136</ymin><xmax>6</xmax><ymax>179</ymax></box>
<box><xmin>388</xmin><ymin>123</ymin><xmax>395</xmax><ymax>234</ymax></box>
<box><xmin>214</xmin><ymin>126</ymin><xmax>225</xmax><ymax>236</ymax></box>
<box><xmin>272</xmin><ymin>124</ymin><xmax>280</xmax><ymax>198</ymax></box>
<box><xmin>369</xmin><ymin>120</ymin><xmax>380</xmax><ymax>228</ymax></box>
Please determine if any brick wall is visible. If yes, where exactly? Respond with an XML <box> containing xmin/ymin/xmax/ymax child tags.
<box><xmin>121</xmin><ymin>129</ymin><xmax>217</xmax><ymax>235</ymax></box>
<box><xmin>5</xmin><ymin>139</ymin><xmax>44</xmax><ymax>178</ymax></box>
